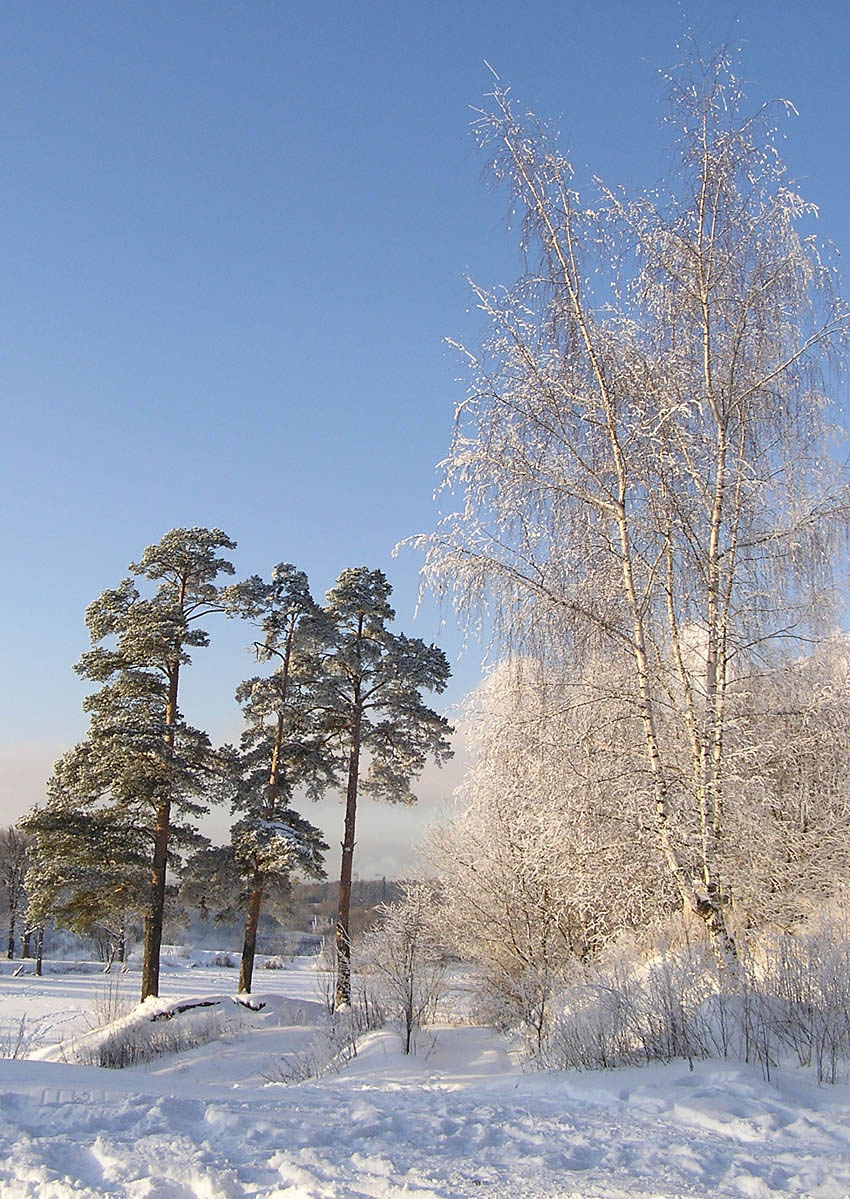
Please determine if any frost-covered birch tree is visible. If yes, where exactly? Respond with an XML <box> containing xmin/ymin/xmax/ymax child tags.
<box><xmin>721</xmin><ymin>636</ymin><xmax>850</xmax><ymax>929</ymax></box>
<box><xmin>361</xmin><ymin>882</ymin><xmax>446</xmax><ymax>1054</ymax></box>
<box><xmin>0</xmin><ymin>828</ymin><xmax>30</xmax><ymax>959</ymax></box>
<box><xmin>418</xmin><ymin>53</ymin><xmax>850</xmax><ymax>962</ymax></box>
<box><xmin>427</xmin><ymin>659</ymin><xmax>675</xmax><ymax>1036</ymax></box>
<box><xmin>431</xmin><ymin>646</ymin><xmax>850</xmax><ymax>1023</ymax></box>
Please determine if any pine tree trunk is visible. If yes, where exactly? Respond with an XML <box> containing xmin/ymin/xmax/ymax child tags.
<box><xmin>141</xmin><ymin>664</ymin><xmax>179</xmax><ymax>1001</ymax></box>
<box><xmin>21</xmin><ymin>929</ymin><xmax>31</xmax><ymax>959</ymax></box>
<box><xmin>35</xmin><ymin>927</ymin><xmax>43</xmax><ymax>976</ymax></box>
<box><xmin>239</xmin><ymin>873</ymin><xmax>265</xmax><ymax>994</ymax></box>
<box><xmin>336</xmin><ymin>705</ymin><xmax>362</xmax><ymax>1010</ymax></box>
<box><xmin>142</xmin><ymin>796</ymin><xmax>171</xmax><ymax>1000</ymax></box>
<box><xmin>7</xmin><ymin>914</ymin><xmax>15</xmax><ymax>960</ymax></box>
<box><xmin>238</xmin><ymin>624</ymin><xmax>292</xmax><ymax>997</ymax></box>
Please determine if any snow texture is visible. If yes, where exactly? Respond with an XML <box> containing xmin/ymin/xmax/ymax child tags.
<box><xmin>1</xmin><ymin>955</ymin><xmax>850</xmax><ymax>1197</ymax></box>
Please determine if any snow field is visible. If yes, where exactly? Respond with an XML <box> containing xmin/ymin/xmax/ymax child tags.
<box><xmin>1</xmin><ymin>955</ymin><xmax>850</xmax><ymax>1197</ymax></box>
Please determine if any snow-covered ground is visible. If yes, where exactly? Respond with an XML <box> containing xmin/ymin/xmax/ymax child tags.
<box><xmin>1</xmin><ymin>954</ymin><xmax>850</xmax><ymax>1197</ymax></box>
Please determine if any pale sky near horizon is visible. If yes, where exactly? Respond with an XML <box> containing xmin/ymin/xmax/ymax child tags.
<box><xmin>3</xmin><ymin>1</ymin><xmax>849</xmax><ymax>875</ymax></box>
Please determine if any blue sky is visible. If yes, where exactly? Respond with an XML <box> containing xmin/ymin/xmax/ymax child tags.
<box><xmin>2</xmin><ymin>1</ymin><xmax>849</xmax><ymax>872</ymax></box>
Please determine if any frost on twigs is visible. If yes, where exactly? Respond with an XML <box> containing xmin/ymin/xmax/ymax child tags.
<box><xmin>264</xmin><ymin>990</ymin><xmax>385</xmax><ymax>1084</ymax></box>
<box><xmin>539</xmin><ymin>911</ymin><xmax>850</xmax><ymax>1086</ymax></box>
<box><xmin>360</xmin><ymin>882</ymin><xmax>447</xmax><ymax>1055</ymax></box>
<box><xmin>417</xmin><ymin>47</ymin><xmax>850</xmax><ymax>966</ymax></box>
<box><xmin>59</xmin><ymin>993</ymin><xmax>246</xmax><ymax>1069</ymax></box>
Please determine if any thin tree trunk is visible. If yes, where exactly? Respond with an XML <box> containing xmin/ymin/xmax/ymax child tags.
<box><xmin>141</xmin><ymin>663</ymin><xmax>179</xmax><ymax>1001</ymax></box>
<box><xmin>142</xmin><ymin>796</ymin><xmax>172</xmax><ymax>1000</ymax></box>
<box><xmin>238</xmin><ymin>619</ymin><xmax>294</xmax><ymax>997</ymax></box>
<box><xmin>239</xmin><ymin>872</ymin><xmax>265</xmax><ymax>994</ymax></box>
<box><xmin>7</xmin><ymin>914</ymin><xmax>14</xmax><ymax>960</ymax></box>
<box><xmin>239</xmin><ymin>709</ymin><xmax>284</xmax><ymax>997</ymax></box>
<box><xmin>615</xmin><ymin>446</ymin><xmax>739</xmax><ymax>967</ymax></box>
<box><xmin>336</xmin><ymin>704</ymin><xmax>362</xmax><ymax>1009</ymax></box>
<box><xmin>35</xmin><ymin>926</ymin><xmax>43</xmax><ymax>976</ymax></box>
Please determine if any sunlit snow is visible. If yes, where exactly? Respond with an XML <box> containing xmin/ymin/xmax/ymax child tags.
<box><xmin>0</xmin><ymin>952</ymin><xmax>849</xmax><ymax>1198</ymax></box>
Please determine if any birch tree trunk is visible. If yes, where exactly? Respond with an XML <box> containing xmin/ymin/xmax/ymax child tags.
<box><xmin>238</xmin><ymin>872</ymin><xmax>265</xmax><ymax>994</ymax></box>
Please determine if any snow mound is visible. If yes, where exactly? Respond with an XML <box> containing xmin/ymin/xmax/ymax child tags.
<box><xmin>33</xmin><ymin>990</ymin><xmax>327</xmax><ymax>1069</ymax></box>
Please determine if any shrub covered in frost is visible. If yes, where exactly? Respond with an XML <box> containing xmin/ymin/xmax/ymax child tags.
<box><xmin>535</xmin><ymin>916</ymin><xmax>850</xmax><ymax>1084</ymax></box>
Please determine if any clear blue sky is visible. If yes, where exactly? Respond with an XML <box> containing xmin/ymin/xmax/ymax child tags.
<box><xmin>3</xmin><ymin>1</ymin><xmax>849</xmax><ymax>871</ymax></box>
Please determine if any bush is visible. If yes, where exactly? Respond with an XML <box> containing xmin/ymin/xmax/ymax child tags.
<box><xmin>0</xmin><ymin>1014</ymin><xmax>46</xmax><ymax>1060</ymax></box>
<box><xmin>64</xmin><ymin>998</ymin><xmax>242</xmax><ymax>1069</ymax></box>
<box><xmin>88</xmin><ymin>978</ymin><xmax>134</xmax><ymax>1028</ymax></box>
<box><xmin>265</xmin><ymin>989</ymin><xmax>385</xmax><ymax>1083</ymax></box>
<box><xmin>360</xmin><ymin>883</ymin><xmax>446</xmax><ymax>1054</ymax></box>
<box><xmin>533</xmin><ymin>919</ymin><xmax>850</xmax><ymax>1084</ymax></box>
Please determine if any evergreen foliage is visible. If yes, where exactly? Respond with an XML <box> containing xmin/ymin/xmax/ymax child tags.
<box><xmin>30</xmin><ymin>528</ymin><xmax>236</xmax><ymax>998</ymax></box>
<box><xmin>226</xmin><ymin>564</ymin><xmax>330</xmax><ymax>992</ymax></box>
<box><xmin>21</xmin><ymin>547</ymin><xmax>455</xmax><ymax>996</ymax></box>
<box><xmin>316</xmin><ymin>567</ymin><xmax>453</xmax><ymax>1008</ymax></box>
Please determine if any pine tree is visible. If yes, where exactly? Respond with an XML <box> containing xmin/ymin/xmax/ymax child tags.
<box><xmin>317</xmin><ymin>568</ymin><xmax>452</xmax><ymax>1008</ymax></box>
<box><xmin>23</xmin><ymin>802</ymin><xmax>145</xmax><ymax>966</ymax></box>
<box><xmin>227</xmin><ymin>564</ymin><xmax>330</xmax><ymax>993</ymax></box>
<box><xmin>72</xmin><ymin>527</ymin><xmax>236</xmax><ymax>998</ymax></box>
<box><xmin>23</xmin><ymin>686</ymin><xmax>211</xmax><ymax>967</ymax></box>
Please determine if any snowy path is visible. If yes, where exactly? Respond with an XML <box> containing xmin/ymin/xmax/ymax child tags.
<box><xmin>1</xmin><ymin>960</ymin><xmax>850</xmax><ymax>1197</ymax></box>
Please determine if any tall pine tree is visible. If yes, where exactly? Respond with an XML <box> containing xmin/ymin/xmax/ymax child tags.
<box><xmin>73</xmin><ymin>527</ymin><xmax>236</xmax><ymax>998</ymax></box>
<box><xmin>317</xmin><ymin>568</ymin><xmax>452</xmax><ymax>1008</ymax></box>
<box><xmin>227</xmin><ymin>564</ymin><xmax>330</xmax><ymax>993</ymax></box>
